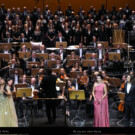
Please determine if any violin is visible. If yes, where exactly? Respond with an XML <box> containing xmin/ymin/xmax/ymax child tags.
<box><xmin>120</xmin><ymin>82</ymin><xmax>126</xmax><ymax>90</ymax></box>
<box><xmin>80</xmin><ymin>76</ymin><xmax>88</xmax><ymax>85</ymax></box>
<box><xmin>33</xmin><ymin>91</ymin><xmax>38</xmax><ymax>99</ymax></box>
<box><xmin>118</xmin><ymin>101</ymin><xmax>124</xmax><ymax>112</ymax></box>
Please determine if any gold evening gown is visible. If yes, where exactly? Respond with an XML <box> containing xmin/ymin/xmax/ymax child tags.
<box><xmin>0</xmin><ymin>86</ymin><xmax>18</xmax><ymax>127</ymax></box>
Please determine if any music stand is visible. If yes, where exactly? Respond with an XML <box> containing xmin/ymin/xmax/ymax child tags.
<box><xmin>108</xmin><ymin>53</ymin><xmax>121</xmax><ymax>61</ymax></box>
<box><xmin>67</xmin><ymin>59</ymin><xmax>80</xmax><ymax>67</ymax></box>
<box><xmin>16</xmin><ymin>88</ymin><xmax>32</xmax><ymax>98</ymax></box>
<box><xmin>69</xmin><ymin>90</ymin><xmax>85</xmax><ymax>123</ymax></box>
<box><xmin>47</xmin><ymin>60</ymin><xmax>56</xmax><ymax>68</ymax></box>
<box><xmin>85</xmin><ymin>53</ymin><xmax>98</xmax><ymax>59</ymax></box>
<box><xmin>82</xmin><ymin>60</ymin><xmax>95</xmax><ymax>67</ymax></box>
<box><xmin>16</xmin><ymin>87</ymin><xmax>32</xmax><ymax>126</ymax></box>
<box><xmin>18</xmin><ymin>52</ymin><xmax>31</xmax><ymax>59</ymax></box>
<box><xmin>56</xmin><ymin>42</ymin><xmax>67</xmax><ymax>48</ymax></box>
<box><xmin>70</xmin><ymin>71</ymin><xmax>83</xmax><ymax>78</ymax></box>
<box><xmin>36</xmin><ymin>53</ymin><xmax>48</xmax><ymax>60</ymax></box>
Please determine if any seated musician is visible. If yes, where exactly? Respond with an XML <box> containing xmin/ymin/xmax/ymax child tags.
<box><xmin>56</xmin><ymin>44</ymin><xmax>67</xmax><ymax>61</ymax></box>
<box><xmin>101</xmin><ymin>70</ymin><xmax>109</xmax><ymax>80</ymax></box>
<box><xmin>119</xmin><ymin>74</ymin><xmax>127</xmax><ymax>92</ymax></box>
<box><xmin>69</xmin><ymin>51</ymin><xmax>79</xmax><ymax>59</ymax></box>
<box><xmin>115</xmin><ymin>44</ymin><xmax>124</xmax><ymax>59</ymax></box>
<box><xmin>19</xmin><ymin>45</ymin><xmax>30</xmax><ymax>52</ymax></box>
<box><xmin>79</xmin><ymin>70</ymin><xmax>89</xmax><ymax>90</ymax></box>
<box><xmin>21</xmin><ymin>74</ymin><xmax>29</xmax><ymax>84</ymax></box>
<box><xmin>10</xmin><ymin>68</ymin><xmax>20</xmax><ymax>85</ymax></box>
<box><xmin>36</xmin><ymin>68</ymin><xmax>44</xmax><ymax>85</ymax></box>
<box><xmin>27</xmin><ymin>51</ymin><xmax>40</xmax><ymax>62</ymax></box>
<box><xmin>19</xmin><ymin>33</ymin><xmax>29</xmax><ymax>43</ymax></box>
<box><xmin>1</xmin><ymin>45</ymin><xmax>12</xmax><ymax>54</ymax></box>
<box><xmin>29</xmin><ymin>77</ymin><xmax>41</xmax><ymax>117</ymax></box>
<box><xmin>36</xmin><ymin>44</ymin><xmax>48</xmax><ymax>53</ymax></box>
<box><xmin>3</xmin><ymin>32</ymin><xmax>13</xmax><ymax>43</ymax></box>
<box><xmin>61</xmin><ymin>80</ymin><xmax>75</xmax><ymax>116</ymax></box>
<box><xmin>90</xmin><ymin>53</ymin><xmax>98</xmax><ymax>71</ymax></box>
<box><xmin>52</xmin><ymin>59</ymin><xmax>63</xmax><ymax>69</ymax></box>
<box><xmin>10</xmin><ymin>58</ymin><xmax>19</xmax><ymax>69</ymax></box>
<box><xmin>71</xmin><ymin>61</ymin><xmax>82</xmax><ymax>72</ymax></box>
<box><xmin>96</xmin><ymin>44</ymin><xmax>105</xmax><ymax>61</ymax></box>
<box><xmin>97</xmin><ymin>60</ymin><xmax>105</xmax><ymax>71</ymax></box>
<box><xmin>72</xmin><ymin>74</ymin><xmax>83</xmax><ymax>90</ymax></box>
<box><xmin>49</xmin><ymin>52</ymin><xmax>57</xmax><ymax>60</ymax></box>
<box><xmin>58</xmin><ymin>68</ymin><xmax>68</xmax><ymax>81</ymax></box>
<box><xmin>75</xmin><ymin>42</ymin><xmax>86</xmax><ymax>59</ymax></box>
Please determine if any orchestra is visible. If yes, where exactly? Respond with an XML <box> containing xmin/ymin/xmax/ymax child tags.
<box><xmin>0</xmin><ymin>2</ymin><xmax>135</xmax><ymax>129</ymax></box>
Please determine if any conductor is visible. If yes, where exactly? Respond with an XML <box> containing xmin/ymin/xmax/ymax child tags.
<box><xmin>40</xmin><ymin>68</ymin><xmax>57</xmax><ymax>124</ymax></box>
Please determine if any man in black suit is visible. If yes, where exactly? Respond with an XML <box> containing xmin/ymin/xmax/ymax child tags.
<box><xmin>10</xmin><ymin>59</ymin><xmax>19</xmax><ymax>69</ymax></box>
<box><xmin>56</xmin><ymin>31</ymin><xmax>65</xmax><ymax>42</ymax></box>
<box><xmin>56</xmin><ymin>44</ymin><xmax>66</xmax><ymax>61</ymax></box>
<box><xmin>40</xmin><ymin>68</ymin><xmax>57</xmax><ymax>124</ymax></box>
<box><xmin>19</xmin><ymin>33</ymin><xmax>29</xmax><ymax>43</ymax></box>
<box><xmin>124</xmin><ymin>74</ymin><xmax>135</xmax><ymax>127</ymax></box>
<box><xmin>27</xmin><ymin>51</ymin><xmax>40</xmax><ymax>62</ymax></box>
<box><xmin>10</xmin><ymin>68</ymin><xmax>20</xmax><ymax>85</ymax></box>
<box><xmin>36</xmin><ymin>45</ymin><xmax>48</xmax><ymax>53</ymax></box>
<box><xmin>4</xmin><ymin>32</ymin><xmax>13</xmax><ymax>43</ymax></box>
<box><xmin>96</xmin><ymin>44</ymin><xmax>105</xmax><ymax>60</ymax></box>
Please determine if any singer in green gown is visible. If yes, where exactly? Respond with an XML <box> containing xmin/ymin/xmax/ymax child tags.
<box><xmin>0</xmin><ymin>77</ymin><xmax>18</xmax><ymax>127</ymax></box>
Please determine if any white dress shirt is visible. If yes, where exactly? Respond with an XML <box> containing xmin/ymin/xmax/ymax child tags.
<box><xmin>75</xmin><ymin>80</ymin><xmax>78</xmax><ymax>90</ymax></box>
<box><xmin>4</xmin><ymin>50</ymin><xmax>9</xmax><ymax>54</ymax></box>
<box><xmin>14</xmin><ymin>75</ymin><xmax>18</xmax><ymax>84</ymax></box>
<box><xmin>59</xmin><ymin>37</ymin><xmax>62</xmax><ymax>42</ymax></box>
<box><xmin>30</xmin><ymin>85</ymin><xmax>35</xmax><ymax>97</ymax></box>
<box><xmin>99</xmin><ymin>50</ymin><xmax>102</xmax><ymax>59</ymax></box>
<box><xmin>79</xmin><ymin>49</ymin><xmax>82</xmax><ymax>58</ymax></box>
<box><xmin>127</xmin><ymin>83</ymin><xmax>131</xmax><ymax>94</ymax></box>
<box><xmin>60</xmin><ymin>50</ymin><xmax>63</xmax><ymax>60</ymax></box>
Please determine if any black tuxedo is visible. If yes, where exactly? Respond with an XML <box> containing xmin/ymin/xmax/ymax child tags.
<box><xmin>4</xmin><ymin>38</ymin><xmax>13</xmax><ymax>43</ymax></box>
<box><xmin>56</xmin><ymin>49</ymin><xmax>67</xmax><ymax>60</ymax></box>
<box><xmin>27</xmin><ymin>57</ymin><xmax>40</xmax><ymax>62</ymax></box>
<box><xmin>55</xmin><ymin>36</ymin><xmax>65</xmax><ymax>42</ymax></box>
<box><xmin>10</xmin><ymin>64</ymin><xmax>19</xmax><ymax>69</ymax></box>
<box><xmin>36</xmin><ymin>49</ymin><xmax>48</xmax><ymax>53</ymax></box>
<box><xmin>124</xmin><ymin>83</ymin><xmax>135</xmax><ymax>126</ymax></box>
<box><xmin>10</xmin><ymin>74</ymin><xmax>20</xmax><ymax>84</ymax></box>
<box><xmin>19</xmin><ymin>38</ymin><xmax>28</xmax><ymax>43</ymax></box>
<box><xmin>41</xmin><ymin>75</ymin><xmax>57</xmax><ymax>123</ymax></box>
<box><xmin>75</xmin><ymin>48</ymin><xmax>86</xmax><ymax>58</ymax></box>
<box><xmin>96</xmin><ymin>49</ymin><xmax>105</xmax><ymax>60</ymax></box>
<box><xmin>89</xmin><ymin>42</ymin><xmax>97</xmax><ymax>48</ymax></box>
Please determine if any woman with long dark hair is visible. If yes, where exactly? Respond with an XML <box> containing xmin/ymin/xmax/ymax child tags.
<box><xmin>92</xmin><ymin>74</ymin><xmax>110</xmax><ymax>127</ymax></box>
